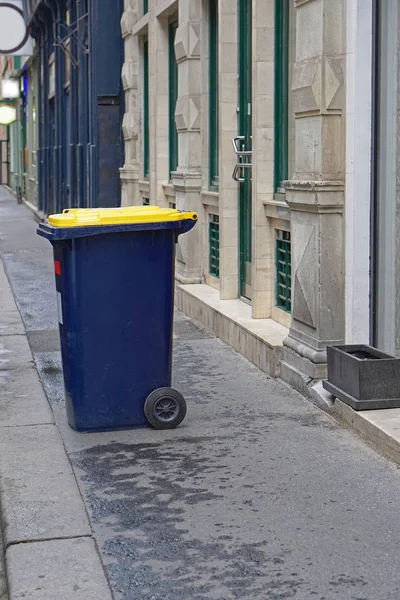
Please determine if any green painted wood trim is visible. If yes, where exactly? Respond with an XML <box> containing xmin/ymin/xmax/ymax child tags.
<box><xmin>276</xmin><ymin>230</ymin><xmax>291</xmax><ymax>313</ymax></box>
<box><xmin>238</xmin><ymin>0</ymin><xmax>252</xmax><ymax>299</ymax></box>
<box><xmin>209</xmin><ymin>214</ymin><xmax>220</xmax><ymax>277</ymax></box>
<box><xmin>209</xmin><ymin>0</ymin><xmax>219</xmax><ymax>189</ymax></box>
<box><xmin>274</xmin><ymin>0</ymin><xmax>289</xmax><ymax>192</ymax></box>
<box><xmin>143</xmin><ymin>39</ymin><xmax>149</xmax><ymax>179</ymax></box>
<box><xmin>169</xmin><ymin>20</ymin><xmax>179</xmax><ymax>178</ymax></box>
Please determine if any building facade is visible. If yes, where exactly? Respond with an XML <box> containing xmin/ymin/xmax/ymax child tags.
<box><xmin>23</xmin><ymin>0</ymin><xmax>125</xmax><ymax>215</ymax></box>
<box><xmin>120</xmin><ymin>0</ymin><xmax>347</xmax><ymax>397</ymax></box>
<box><xmin>2</xmin><ymin>0</ymin><xmax>395</xmax><ymax>402</ymax></box>
<box><xmin>1</xmin><ymin>54</ymin><xmax>39</xmax><ymax>207</ymax></box>
<box><xmin>0</xmin><ymin>56</ymin><xmax>10</xmax><ymax>187</ymax></box>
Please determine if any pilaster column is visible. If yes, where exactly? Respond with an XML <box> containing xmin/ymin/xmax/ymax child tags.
<box><xmin>218</xmin><ymin>0</ymin><xmax>239</xmax><ymax>299</ymax></box>
<box><xmin>281</xmin><ymin>0</ymin><xmax>345</xmax><ymax>396</ymax></box>
<box><xmin>173</xmin><ymin>0</ymin><xmax>202</xmax><ymax>283</ymax></box>
<box><xmin>120</xmin><ymin>0</ymin><xmax>140</xmax><ymax>206</ymax></box>
<box><xmin>251</xmin><ymin>0</ymin><xmax>275</xmax><ymax>317</ymax></box>
<box><xmin>148</xmin><ymin>6</ymin><xmax>170</xmax><ymax>207</ymax></box>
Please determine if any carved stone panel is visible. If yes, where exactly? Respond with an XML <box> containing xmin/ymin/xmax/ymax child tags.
<box><xmin>120</xmin><ymin>8</ymin><xmax>137</xmax><ymax>38</ymax></box>
<box><xmin>323</xmin><ymin>57</ymin><xmax>344</xmax><ymax>112</ymax></box>
<box><xmin>292</xmin><ymin>224</ymin><xmax>317</xmax><ymax>329</ymax></box>
<box><xmin>292</xmin><ymin>58</ymin><xmax>321</xmax><ymax>115</ymax></box>
<box><xmin>174</xmin><ymin>23</ymin><xmax>200</xmax><ymax>62</ymax></box>
<box><xmin>175</xmin><ymin>96</ymin><xmax>200</xmax><ymax>131</ymax></box>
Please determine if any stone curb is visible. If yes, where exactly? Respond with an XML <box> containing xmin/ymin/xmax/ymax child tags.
<box><xmin>310</xmin><ymin>377</ymin><xmax>400</xmax><ymax>465</ymax></box>
<box><xmin>0</xmin><ymin>259</ymin><xmax>113</xmax><ymax>600</ymax></box>
<box><xmin>332</xmin><ymin>399</ymin><xmax>400</xmax><ymax>466</ymax></box>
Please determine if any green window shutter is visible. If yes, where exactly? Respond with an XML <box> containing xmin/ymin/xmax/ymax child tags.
<box><xmin>274</xmin><ymin>0</ymin><xmax>289</xmax><ymax>193</ymax></box>
<box><xmin>143</xmin><ymin>39</ymin><xmax>149</xmax><ymax>179</ymax></box>
<box><xmin>209</xmin><ymin>0</ymin><xmax>219</xmax><ymax>189</ymax></box>
<box><xmin>143</xmin><ymin>0</ymin><xmax>148</xmax><ymax>15</ymax></box>
<box><xmin>276</xmin><ymin>230</ymin><xmax>291</xmax><ymax>313</ymax></box>
<box><xmin>209</xmin><ymin>214</ymin><xmax>220</xmax><ymax>278</ymax></box>
<box><xmin>169</xmin><ymin>20</ymin><xmax>179</xmax><ymax>178</ymax></box>
<box><xmin>13</xmin><ymin>57</ymin><xmax>21</xmax><ymax>71</ymax></box>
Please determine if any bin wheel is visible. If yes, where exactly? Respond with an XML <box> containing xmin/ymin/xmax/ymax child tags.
<box><xmin>144</xmin><ymin>388</ymin><xmax>187</xmax><ymax>430</ymax></box>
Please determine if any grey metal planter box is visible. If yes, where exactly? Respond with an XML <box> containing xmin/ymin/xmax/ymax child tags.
<box><xmin>323</xmin><ymin>344</ymin><xmax>400</xmax><ymax>410</ymax></box>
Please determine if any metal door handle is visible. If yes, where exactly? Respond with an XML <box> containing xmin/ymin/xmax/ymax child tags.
<box><xmin>232</xmin><ymin>164</ymin><xmax>244</xmax><ymax>182</ymax></box>
<box><xmin>232</xmin><ymin>136</ymin><xmax>245</xmax><ymax>155</ymax></box>
<box><xmin>232</xmin><ymin>136</ymin><xmax>252</xmax><ymax>182</ymax></box>
<box><xmin>232</xmin><ymin>136</ymin><xmax>252</xmax><ymax>157</ymax></box>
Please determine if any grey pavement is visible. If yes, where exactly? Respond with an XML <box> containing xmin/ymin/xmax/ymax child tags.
<box><xmin>7</xmin><ymin>538</ymin><xmax>111</xmax><ymax>600</ymax></box>
<box><xmin>2</xmin><ymin>185</ymin><xmax>400</xmax><ymax>600</ymax></box>
<box><xmin>0</xmin><ymin>531</ymin><xmax>6</xmax><ymax>600</ymax></box>
<box><xmin>0</xmin><ymin>188</ymin><xmax>112</xmax><ymax>600</ymax></box>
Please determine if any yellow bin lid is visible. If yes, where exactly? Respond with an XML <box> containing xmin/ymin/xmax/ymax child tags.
<box><xmin>48</xmin><ymin>206</ymin><xmax>198</xmax><ymax>228</ymax></box>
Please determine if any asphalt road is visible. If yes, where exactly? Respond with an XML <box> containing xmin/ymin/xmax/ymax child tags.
<box><xmin>2</xmin><ymin>186</ymin><xmax>400</xmax><ymax>600</ymax></box>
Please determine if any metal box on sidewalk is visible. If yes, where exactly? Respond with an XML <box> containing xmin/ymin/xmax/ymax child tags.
<box><xmin>323</xmin><ymin>344</ymin><xmax>400</xmax><ymax>410</ymax></box>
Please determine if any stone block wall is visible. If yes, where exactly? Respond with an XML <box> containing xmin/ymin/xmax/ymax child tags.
<box><xmin>120</xmin><ymin>0</ymin><xmax>347</xmax><ymax>396</ymax></box>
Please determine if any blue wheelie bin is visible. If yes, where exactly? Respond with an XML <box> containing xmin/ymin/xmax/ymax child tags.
<box><xmin>38</xmin><ymin>206</ymin><xmax>198</xmax><ymax>432</ymax></box>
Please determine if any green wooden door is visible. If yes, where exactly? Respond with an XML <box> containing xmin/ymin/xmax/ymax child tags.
<box><xmin>238</xmin><ymin>0</ymin><xmax>252</xmax><ymax>300</ymax></box>
<box><xmin>0</xmin><ymin>135</ymin><xmax>9</xmax><ymax>186</ymax></box>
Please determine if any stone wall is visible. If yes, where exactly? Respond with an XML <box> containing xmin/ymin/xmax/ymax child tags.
<box><xmin>281</xmin><ymin>0</ymin><xmax>346</xmax><ymax>395</ymax></box>
<box><xmin>120</xmin><ymin>0</ymin><xmax>347</xmax><ymax>396</ymax></box>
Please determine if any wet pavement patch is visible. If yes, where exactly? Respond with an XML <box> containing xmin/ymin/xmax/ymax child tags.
<box><xmin>173</xmin><ymin>317</ymin><xmax>212</xmax><ymax>341</ymax></box>
<box><xmin>72</xmin><ymin>441</ymin><xmax>304</xmax><ymax>600</ymax></box>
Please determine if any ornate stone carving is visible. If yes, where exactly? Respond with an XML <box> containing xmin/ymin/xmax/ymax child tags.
<box><xmin>174</xmin><ymin>23</ymin><xmax>200</xmax><ymax>62</ymax></box>
<box><xmin>292</xmin><ymin>56</ymin><xmax>344</xmax><ymax>116</ymax></box>
<box><xmin>292</xmin><ymin>225</ymin><xmax>317</xmax><ymax>328</ymax></box>
<box><xmin>292</xmin><ymin>58</ymin><xmax>321</xmax><ymax>115</ymax></box>
<box><xmin>175</xmin><ymin>96</ymin><xmax>200</xmax><ymax>131</ymax></box>
<box><xmin>121</xmin><ymin>61</ymin><xmax>137</xmax><ymax>90</ymax></box>
<box><xmin>324</xmin><ymin>57</ymin><xmax>344</xmax><ymax>112</ymax></box>
<box><xmin>122</xmin><ymin>113</ymin><xmax>138</xmax><ymax>141</ymax></box>
<box><xmin>189</xmin><ymin>23</ymin><xmax>200</xmax><ymax>57</ymax></box>
<box><xmin>120</xmin><ymin>8</ymin><xmax>137</xmax><ymax>38</ymax></box>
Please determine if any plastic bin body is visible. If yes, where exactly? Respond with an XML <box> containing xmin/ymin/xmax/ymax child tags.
<box><xmin>38</xmin><ymin>216</ymin><xmax>196</xmax><ymax>432</ymax></box>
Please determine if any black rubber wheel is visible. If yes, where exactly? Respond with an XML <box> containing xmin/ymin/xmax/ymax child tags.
<box><xmin>144</xmin><ymin>387</ymin><xmax>187</xmax><ymax>430</ymax></box>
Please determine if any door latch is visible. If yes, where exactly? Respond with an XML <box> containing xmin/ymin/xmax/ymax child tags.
<box><xmin>232</xmin><ymin>136</ymin><xmax>252</xmax><ymax>182</ymax></box>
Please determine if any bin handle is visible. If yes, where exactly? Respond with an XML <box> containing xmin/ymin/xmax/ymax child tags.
<box><xmin>177</xmin><ymin>217</ymin><xmax>198</xmax><ymax>237</ymax></box>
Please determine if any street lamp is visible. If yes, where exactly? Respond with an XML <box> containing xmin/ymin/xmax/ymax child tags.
<box><xmin>0</xmin><ymin>101</ymin><xmax>17</xmax><ymax>125</ymax></box>
<box><xmin>1</xmin><ymin>78</ymin><xmax>20</xmax><ymax>99</ymax></box>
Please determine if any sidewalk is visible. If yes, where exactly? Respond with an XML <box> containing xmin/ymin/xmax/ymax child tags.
<box><xmin>2</xmin><ymin>185</ymin><xmax>400</xmax><ymax>599</ymax></box>
<box><xmin>0</xmin><ymin>534</ymin><xmax>6</xmax><ymax>600</ymax></box>
<box><xmin>0</xmin><ymin>191</ymin><xmax>112</xmax><ymax>599</ymax></box>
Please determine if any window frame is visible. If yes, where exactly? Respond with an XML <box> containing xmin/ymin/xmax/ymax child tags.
<box><xmin>275</xmin><ymin>229</ymin><xmax>292</xmax><ymax>313</ymax></box>
<box><xmin>209</xmin><ymin>0</ymin><xmax>219</xmax><ymax>190</ymax></box>
<box><xmin>143</xmin><ymin>38</ymin><xmax>149</xmax><ymax>179</ymax></box>
<box><xmin>168</xmin><ymin>19</ymin><xmax>179</xmax><ymax>178</ymax></box>
<box><xmin>274</xmin><ymin>0</ymin><xmax>289</xmax><ymax>194</ymax></box>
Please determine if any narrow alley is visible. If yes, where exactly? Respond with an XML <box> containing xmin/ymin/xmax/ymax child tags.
<box><xmin>1</xmin><ymin>186</ymin><xmax>400</xmax><ymax>600</ymax></box>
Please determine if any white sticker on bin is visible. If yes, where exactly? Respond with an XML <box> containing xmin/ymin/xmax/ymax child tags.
<box><xmin>57</xmin><ymin>292</ymin><xmax>63</xmax><ymax>325</ymax></box>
